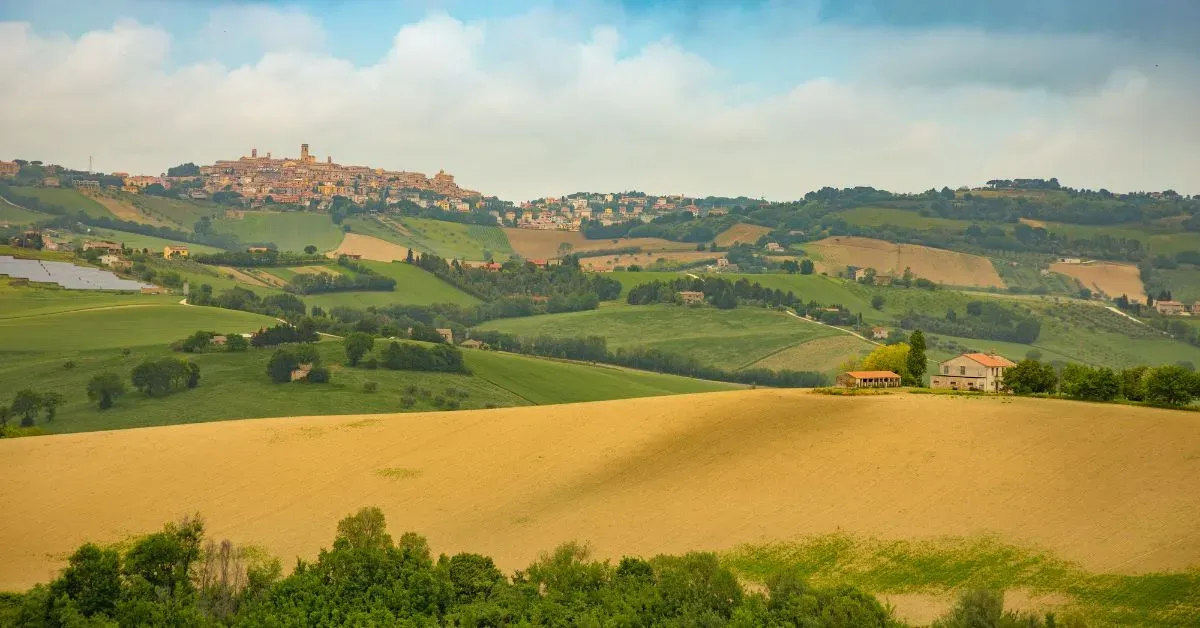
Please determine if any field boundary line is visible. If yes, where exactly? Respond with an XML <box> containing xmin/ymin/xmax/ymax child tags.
<box><xmin>784</xmin><ymin>309</ymin><xmax>879</xmax><ymax>345</ymax></box>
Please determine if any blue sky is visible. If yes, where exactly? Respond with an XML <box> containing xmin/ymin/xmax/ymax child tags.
<box><xmin>0</xmin><ymin>1</ymin><xmax>1197</xmax><ymax>199</ymax></box>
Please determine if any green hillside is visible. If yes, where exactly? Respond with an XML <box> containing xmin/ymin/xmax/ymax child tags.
<box><xmin>83</xmin><ymin>227</ymin><xmax>225</xmax><ymax>254</ymax></box>
<box><xmin>127</xmin><ymin>194</ymin><xmax>224</xmax><ymax>229</ymax></box>
<box><xmin>610</xmin><ymin>271</ymin><xmax>877</xmax><ymax>314</ymax></box>
<box><xmin>0</xmin><ymin>303</ymin><xmax>277</xmax><ymax>353</ymax></box>
<box><xmin>477</xmin><ymin>303</ymin><xmax>840</xmax><ymax>370</ymax></box>
<box><xmin>5</xmin><ymin>186</ymin><xmax>114</xmax><ymax>220</ymax></box>
<box><xmin>0</xmin><ymin>337</ymin><xmax>736</xmax><ymax>434</ymax></box>
<box><xmin>835</xmin><ymin>206</ymin><xmax>976</xmax><ymax>230</ymax></box>
<box><xmin>345</xmin><ymin>215</ymin><xmax>513</xmax><ymax>261</ymax></box>
<box><xmin>465</xmin><ymin>349</ymin><xmax>735</xmax><ymax>403</ymax></box>
<box><xmin>0</xmin><ymin>283</ymin><xmax>176</xmax><ymax>319</ymax></box>
<box><xmin>0</xmin><ymin>201</ymin><xmax>45</xmax><ymax>225</ymax></box>
<box><xmin>212</xmin><ymin>211</ymin><xmax>345</xmax><ymax>252</ymax></box>
<box><xmin>303</xmin><ymin>261</ymin><xmax>479</xmax><ymax>309</ymax></box>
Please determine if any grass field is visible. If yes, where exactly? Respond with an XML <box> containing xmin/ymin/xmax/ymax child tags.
<box><xmin>345</xmin><ymin>216</ymin><xmax>513</xmax><ymax>261</ymax></box>
<box><xmin>6</xmin><ymin>186</ymin><xmax>114</xmax><ymax>220</ymax></box>
<box><xmin>609</xmin><ymin>271</ymin><xmax>878</xmax><ymax>313</ymax></box>
<box><xmin>128</xmin><ymin>194</ymin><xmax>224</xmax><ymax>229</ymax></box>
<box><xmin>1157</xmin><ymin>267</ymin><xmax>1200</xmax><ymax>303</ymax></box>
<box><xmin>83</xmin><ymin>227</ymin><xmax>225</xmax><ymax>255</ymax></box>
<box><xmin>3</xmin><ymin>391</ymin><xmax>1197</xmax><ymax>626</ymax></box>
<box><xmin>0</xmin><ymin>283</ymin><xmax>177</xmax><ymax>319</ymax></box>
<box><xmin>834</xmin><ymin>206</ymin><xmax>976</xmax><ymax>230</ymax></box>
<box><xmin>477</xmin><ymin>303</ymin><xmax>841</xmax><ymax>369</ymax></box>
<box><xmin>748</xmin><ymin>334</ymin><xmax>875</xmax><ymax>373</ymax></box>
<box><xmin>1036</xmin><ymin>220</ymin><xmax>1200</xmax><ymax>257</ymax></box>
<box><xmin>0</xmin><ymin>303</ymin><xmax>278</xmax><ymax>353</ymax></box>
<box><xmin>0</xmin><ymin>200</ymin><xmax>45</xmax><ymax>225</ymax></box>
<box><xmin>212</xmin><ymin>211</ymin><xmax>345</xmax><ymax>252</ymax></box>
<box><xmin>0</xmin><ymin>337</ymin><xmax>735</xmax><ymax>435</ymax></box>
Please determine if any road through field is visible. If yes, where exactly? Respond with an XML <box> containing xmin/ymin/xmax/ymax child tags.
<box><xmin>3</xmin><ymin>391</ymin><xmax>1199</xmax><ymax>590</ymax></box>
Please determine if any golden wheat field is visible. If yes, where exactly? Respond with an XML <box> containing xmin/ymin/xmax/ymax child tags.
<box><xmin>807</xmin><ymin>236</ymin><xmax>1005</xmax><ymax>287</ymax></box>
<box><xmin>2</xmin><ymin>391</ymin><xmax>1199</xmax><ymax>590</ymax></box>
<box><xmin>328</xmin><ymin>232</ymin><xmax>410</xmax><ymax>261</ymax></box>
<box><xmin>714</xmin><ymin>223</ymin><xmax>772</xmax><ymax>246</ymax></box>
<box><xmin>1050</xmin><ymin>261</ymin><xmax>1147</xmax><ymax>303</ymax></box>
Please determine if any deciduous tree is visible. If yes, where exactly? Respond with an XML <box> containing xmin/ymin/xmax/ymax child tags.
<box><xmin>87</xmin><ymin>372</ymin><xmax>126</xmax><ymax>410</ymax></box>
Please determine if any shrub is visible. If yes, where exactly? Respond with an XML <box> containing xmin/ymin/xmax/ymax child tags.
<box><xmin>362</xmin><ymin>381</ymin><xmax>378</xmax><ymax>393</ymax></box>
<box><xmin>362</xmin><ymin>356</ymin><xmax>378</xmax><ymax>370</ymax></box>
<box><xmin>63</xmin><ymin>360</ymin><xmax>76</xmax><ymax>370</ymax></box>
<box><xmin>226</xmin><ymin>334</ymin><xmax>249</xmax><ymax>352</ymax></box>
<box><xmin>307</xmin><ymin>366</ymin><xmax>331</xmax><ymax>384</ymax></box>
<box><xmin>399</xmin><ymin>395</ymin><xmax>416</xmax><ymax>408</ymax></box>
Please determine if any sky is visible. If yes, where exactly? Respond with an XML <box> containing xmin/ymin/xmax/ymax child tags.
<box><xmin>1</xmin><ymin>0</ymin><xmax>1197</xmax><ymax>201</ymax></box>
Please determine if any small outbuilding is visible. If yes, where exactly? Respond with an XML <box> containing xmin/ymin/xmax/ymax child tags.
<box><xmin>836</xmin><ymin>370</ymin><xmax>902</xmax><ymax>388</ymax></box>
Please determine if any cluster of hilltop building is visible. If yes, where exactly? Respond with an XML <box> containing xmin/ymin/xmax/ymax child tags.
<box><xmin>196</xmin><ymin>144</ymin><xmax>480</xmax><ymax>208</ymax></box>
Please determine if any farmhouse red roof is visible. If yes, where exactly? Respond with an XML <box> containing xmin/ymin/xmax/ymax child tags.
<box><xmin>845</xmin><ymin>371</ymin><xmax>901</xmax><ymax>379</ymax></box>
<box><xmin>963</xmin><ymin>353</ymin><xmax>1016</xmax><ymax>368</ymax></box>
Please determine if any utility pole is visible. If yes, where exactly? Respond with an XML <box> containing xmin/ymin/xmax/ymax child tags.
<box><xmin>88</xmin><ymin>156</ymin><xmax>93</xmax><ymax>174</ymax></box>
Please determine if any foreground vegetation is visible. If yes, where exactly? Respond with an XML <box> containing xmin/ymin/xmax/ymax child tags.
<box><xmin>1</xmin><ymin>508</ymin><xmax>1091</xmax><ymax>627</ymax></box>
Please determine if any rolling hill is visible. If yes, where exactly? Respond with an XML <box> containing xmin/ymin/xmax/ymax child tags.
<box><xmin>211</xmin><ymin>211</ymin><xmax>345</xmax><ymax>252</ymax></box>
<box><xmin>476</xmin><ymin>303</ymin><xmax>842</xmax><ymax>370</ymax></box>
<box><xmin>3</xmin><ymin>391</ymin><xmax>1198</xmax><ymax>625</ymax></box>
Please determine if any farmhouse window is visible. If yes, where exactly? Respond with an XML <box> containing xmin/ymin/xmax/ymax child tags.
<box><xmin>959</xmin><ymin>366</ymin><xmax>966</xmax><ymax>375</ymax></box>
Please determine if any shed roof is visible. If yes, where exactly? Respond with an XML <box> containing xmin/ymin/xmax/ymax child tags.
<box><xmin>844</xmin><ymin>371</ymin><xmax>901</xmax><ymax>379</ymax></box>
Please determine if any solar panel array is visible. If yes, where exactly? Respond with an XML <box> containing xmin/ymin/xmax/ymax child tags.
<box><xmin>0</xmin><ymin>256</ymin><xmax>153</xmax><ymax>291</ymax></box>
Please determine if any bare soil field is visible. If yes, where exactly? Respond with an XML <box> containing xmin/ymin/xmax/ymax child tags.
<box><xmin>244</xmin><ymin>268</ymin><xmax>289</xmax><ymax>288</ymax></box>
<box><xmin>3</xmin><ymin>391</ymin><xmax>1199</xmax><ymax>591</ymax></box>
<box><xmin>220</xmin><ymin>267</ymin><xmax>273</xmax><ymax>288</ymax></box>
<box><xmin>1018</xmin><ymin>217</ymin><xmax>1048</xmax><ymax>229</ymax></box>
<box><xmin>579</xmin><ymin>250</ymin><xmax>718</xmax><ymax>271</ymax></box>
<box><xmin>714</xmin><ymin>223</ymin><xmax>772</xmax><ymax>247</ymax></box>
<box><xmin>806</xmin><ymin>236</ymin><xmax>1005</xmax><ymax>288</ymax></box>
<box><xmin>84</xmin><ymin>192</ymin><xmax>170</xmax><ymax>227</ymax></box>
<box><xmin>1050</xmin><ymin>261</ymin><xmax>1146</xmax><ymax>303</ymax></box>
<box><xmin>503</xmin><ymin>228</ymin><xmax>696</xmax><ymax>260</ymax></box>
<box><xmin>329</xmin><ymin>232</ymin><xmax>410</xmax><ymax>262</ymax></box>
<box><xmin>749</xmin><ymin>335</ymin><xmax>874</xmax><ymax>373</ymax></box>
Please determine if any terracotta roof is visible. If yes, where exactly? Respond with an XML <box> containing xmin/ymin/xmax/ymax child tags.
<box><xmin>844</xmin><ymin>371</ymin><xmax>901</xmax><ymax>379</ymax></box>
<box><xmin>962</xmin><ymin>353</ymin><xmax>1016</xmax><ymax>368</ymax></box>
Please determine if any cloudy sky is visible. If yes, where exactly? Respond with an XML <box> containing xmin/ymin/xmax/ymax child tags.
<box><xmin>1</xmin><ymin>0</ymin><xmax>1197</xmax><ymax>200</ymax></box>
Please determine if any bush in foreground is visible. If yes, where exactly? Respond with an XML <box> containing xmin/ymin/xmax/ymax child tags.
<box><xmin>4</xmin><ymin>508</ymin><xmax>911</xmax><ymax>627</ymax></box>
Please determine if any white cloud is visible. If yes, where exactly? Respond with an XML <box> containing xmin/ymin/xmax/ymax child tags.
<box><xmin>0</xmin><ymin>9</ymin><xmax>1197</xmax><ymax>199</ymax></box>
<box><xmin>195</xmin><ymin>4</ymin><xmax>327</xmax><ymax>58</ymax></box>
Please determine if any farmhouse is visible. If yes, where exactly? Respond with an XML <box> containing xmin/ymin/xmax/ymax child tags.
<box><xmin>436</xmin><ymin>328</ymin><xmax>454</xmax><ymax>344</ymax></box>
<box><xmin>460</xmin><ymin>339</ymin><xmax>485</xmax><ymax>350</ymax></box>
<box><xmin>678</xmin><ymin>291</ymin><xmax>705</xmax><ymax>305</ymax></box>
<box><xmin>931</xmin><ymin>353</ymin><xmax>1016</xmax><ymax>392</ymax></box>
<box><xmin>836</xmin><ymin>371</ymin><xmax>902</xmax><ymax>388</ymax></box>
<box><xmin>1154</xmin><ymin>300</ymin><xmax>1190</xmax><ymax>316</ymax></box>
<box><xmin>83</xmin><ymin>240</ymin><xmax>123</xmax><ymax>253</ymax></box>
<box><xmin>163</xmin><ymin>245</ymin><xmax>189</xmax><ymax>258</ymax></box>
<box><xmin>871</xmin><ymin>326</ymin><xmax>889</xmax><ymax>340</ymax></box>
<box><xmin>248</xmin><ymin>246</ymin><xmax>270</xmax><ymax>253</ymax></box>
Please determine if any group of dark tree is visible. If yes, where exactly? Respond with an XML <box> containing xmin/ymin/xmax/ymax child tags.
<box><xmin>412</xmin><ymin>252</ymin><xmax>621</xmax><ymax>307</ymax></box>
<box><xmin>250</xmin><ymin>322</ymin><xmax>319</xmax><ymax>347</ymax></box>
<box><xmin>175</xmin><ymin>330</ymin><xmax>249</xmax><ymax>353</ymax></box>
<box><xmin>581</xmin><ymin>212</ymin><xmax>736</xmax><ymax>242</ymax></box>
<box><xmin>266</xmin><ymin>344</ymin><xmax>327</xmax><ymax>384</ymax></box>
<box><xmin>0</xmin><ymin>389</ymin><xmax>64</xmax><ymax>433</ymax></box>
<box><xmin>899</xmin><ymin>300</ymin><xmax>1041</xmax><ymax>344</ymax></box>
<box><xmin>379</xmin><ymin>341</ymin><xmax>469</xmax><ymax>374</ymax></box>
<box><xmin>131</xmin><ymin>358</ymin><xmax>201</xmax><ymax>397</ymax></box>
<box><xmin>284</xmin><ymin>255</ymin><xmax>397</xmax><ymax>294</ymax></box>
<box><xmin>4</xmin><ymin>507</ymin><xmax>985</xmax><ymax>626</ymax></box>
<box><xmin>1004</xmin><ymin>359</ymin><xmax>1199</xmax><ymax>406</ymax></box>
<box><xmin>191</xmin><ymin>250</ymin><xmax>325</xmax><ymax>267</ymax></box>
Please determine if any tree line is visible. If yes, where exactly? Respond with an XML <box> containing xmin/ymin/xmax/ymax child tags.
<box><xmin>191</xmin><ymin>250</ymin><xmax>325</xmax><ymax>267</ymax></box>
<box><xmin>1004</xmin><ymin>359</ymin><xmax>1200</xmax><ymax>407</ymax></box>
<box><xmin>284</xmin><ymin>257</ymin><xmax>396</xmax><ymax>294</ymax></box>
<box><xmin>898</xmin><ymin>300</ymin><xmax>1041</xmax><ymax>344</ymax></box>
<box><xmin>580</xmin><ymin>212</ymin><xmax>735</xmax><ymax>242</ymax></box>
<box><xmin>412</xmin><ymin>251</ymin><xmax>622</xmax><ymax>305</ymax></box>
<box><xmin>467</xmin><ymin>330</ymin><xmax>827</xmax><ymax>388</ymax></box>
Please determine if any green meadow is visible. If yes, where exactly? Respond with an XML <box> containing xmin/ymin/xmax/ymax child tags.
<box><xmin>345</xmin><ymin>215</ymin><xmax>513</xmax><ymax>260</ymax></box>
<box><xmin>477</xmin><ymin>303</ymin><xmax>841</xmax><ymax>370</ymax></box>
<box><xmin>212</xmin><ymin>211</ymin><xmax>346</xmax><ymax>252</ymax></box>
<box><xmin>6</xmin><ymin>186</ymin><xmax>114</xmax><ymax>220</ymax></box>
<box><xmin>0</xmin><ymin>201</ymin><xmax>45</xmax><ymax>225</ymax></box>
